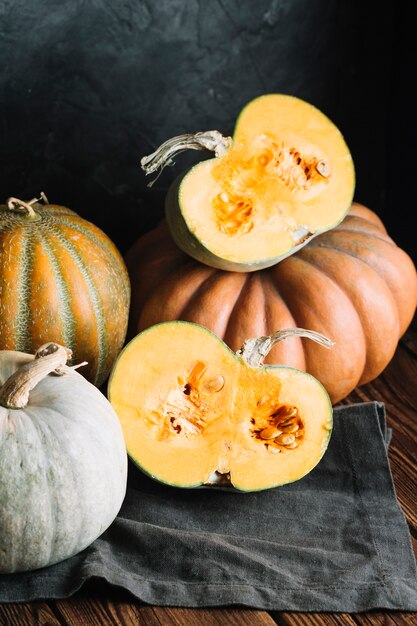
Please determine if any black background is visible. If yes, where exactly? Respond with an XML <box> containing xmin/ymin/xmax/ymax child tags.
<box><xmin>0</xmin><ymin>1</ymin><xmax>415</xmax><ymax>263</ymax></box>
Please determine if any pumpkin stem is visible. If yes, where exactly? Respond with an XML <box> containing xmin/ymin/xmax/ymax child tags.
<box><xmin>0</xmin><ymin>343</ymin><xmax>74</xmax><ymax>409</ymax></box>
<box><xmin>237</xmin><ymin>328</ymin><xmax>334</xmax><ymax>368</ymax></box>
<box><xmin>6</xmin><ymin>192</ymin><xmax>49</xmax><ymax>220</ymax></box>
<box><xmin>140</xmin><ymin>131</ymin><xmax>233</xmax><ymax>187</ymax></box>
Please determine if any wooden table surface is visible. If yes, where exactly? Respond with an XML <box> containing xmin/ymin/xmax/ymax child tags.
<box><xmin>1</xmin><ymin>315</ymin><xmax>417</xmax><ymax>626</ymax></box>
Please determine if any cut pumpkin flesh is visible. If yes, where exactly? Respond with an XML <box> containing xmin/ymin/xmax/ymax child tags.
<box><xmin>108</xmin><ymin>321</ymin><xmax>333</xmax><ymax>491</ymax></box>
<box><xmin>142</xmin><ymin>94</ymin><xmax>355</xmax><ymax>271</ymax></box>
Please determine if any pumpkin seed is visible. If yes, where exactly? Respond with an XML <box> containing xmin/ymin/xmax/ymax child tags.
<box><xmin>281</xmin><ymin>423</ymin><xmax>299</xmax><ymax>434</ymax></box>
<box><xmin>279</xmin><ymin>412</ymin><xmax>298</xmax><ymax>426</ymax></box>
<box><xmin>275</xmin><ymin>433</ymin><xmax>295</xmax><ymax>445</ymax></box>
<box><xmin>315</xmin><ymin>160</ymin><xmax>329</xmax><ymax>177</ymax></box>
<box><xmin>285</xmin><ymin>441</ymin><xmax>298</xmax><ymax>449</ymax></box>
<box><xmin>259</xmin><ymin>426</ymin><xmax>282</xmax><ymax>440</ymax></box>
<box><xmin>271</xmin><ymin>405</ymin><xmax>288</xmax><ymax>418</ymax></box>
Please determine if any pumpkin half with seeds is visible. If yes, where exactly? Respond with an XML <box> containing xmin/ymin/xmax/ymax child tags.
<box><xmin>0</xmin><ymin>194</ymin><xmax>130</xmax><ymax>387</ymax></box>
<box><xmin>125</xmin><ymin>203</ymin><xmax>417</xmax><ymax>405</ymax></box>
<box><xmin>108</xmin><ymin>321</ymin><xmax>333</xmax><ymax>491</ymax></box>
<box><xmin>141</xmin><ymin>93</ymin><xmax>355</xmax><ymax>271</ymax></box>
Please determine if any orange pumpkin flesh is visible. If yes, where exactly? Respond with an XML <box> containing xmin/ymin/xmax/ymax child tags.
<box><xmin>125</xmin><ymin>203</ymin><xmax>417</xmax><ymax>405</ymax></box>
<box><xmin>108</xmin><ymin>322</ymin><xmax>332</xmax><ymax>491</ymax></box>
<box><xmin>161</xmin><ymin>94</ymin><xmax>355</xmax><ymax>271</ymax></box>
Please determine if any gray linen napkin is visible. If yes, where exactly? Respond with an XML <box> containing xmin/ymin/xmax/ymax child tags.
<box><xmin>1</xmin><ymin>401</ymin><xmax>416</xmax><ymax>611</ymax></box>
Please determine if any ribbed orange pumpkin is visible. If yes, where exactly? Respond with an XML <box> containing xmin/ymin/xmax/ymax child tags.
<box><xmin>0</xmin><ymin>195</ymin><xmax>130</xmax><ymax>387</ymax></box>
<box><xmin>126</xmin><ymin>203</ymin><xmax>417</xmax><ymax>404</ymax></box>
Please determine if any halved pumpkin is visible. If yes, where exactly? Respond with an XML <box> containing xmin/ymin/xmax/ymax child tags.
<box><xmin>141</xmin><ymin>94</ymin><xmax>355</xmax><ymax>271</ymax></box>
<box><xmin>108</xmin><ymin>321</ymin><xmax>333</xmax><ymax>491</ymax></box>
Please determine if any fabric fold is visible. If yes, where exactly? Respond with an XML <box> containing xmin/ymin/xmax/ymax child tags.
<box><xmin>1</xmin><ymin>401</ymin><xmax>416</xmax><ymax>611</ymax></box>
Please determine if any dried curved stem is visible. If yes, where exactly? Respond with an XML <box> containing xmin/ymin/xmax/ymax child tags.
<box><xmin>0</xmin><ymin>343</ymin><xmax>72</xmax><ymax>409</ymax></box>
<box><xmin>237</xmin><ymin>328</ymin><xmax>334</xmax><ymax>368</ymax></box>
<box><xmin>140</xmin><ymin>131</ymin><xmax>232</xmax><ymax>187</ymax></box>
<box><xmin>6</xmin><ymin>192</ymin><xmax>49</xmax><ymax>219</ymax></box>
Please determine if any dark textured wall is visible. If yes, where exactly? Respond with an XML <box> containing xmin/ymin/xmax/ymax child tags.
<box><xmin>0</xmin><ymin>1</ymin><xmax>413</xmax><ymax>261</ymax></box>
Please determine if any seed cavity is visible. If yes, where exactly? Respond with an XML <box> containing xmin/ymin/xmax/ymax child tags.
<box><xmin>154</xmin><ymin>362</ymin><xmax>227</xmax><ymax>439</ymax></box>
<box><xmin>250</xmin><ymin>402</ymin><xmax>304</xmax><ymax>452</ymax></box>
<box><xmin>214</xmin><ymin>192</ymin><xmax>254</xmax><ymax>236</ymax></box>
<box><xmin>211</xmin><ymin>135</ymin><xmax>331</xmax><ymax>238</ymax></box>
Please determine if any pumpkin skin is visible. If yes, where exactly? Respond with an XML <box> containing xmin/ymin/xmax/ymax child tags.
<box><xmin>144</xmin><ymin>94</ymin><xmax>355</xmax><ymax>271</ymax></box>
<box><xmin>108</xmin><ymin>321</ymin><xmax>332</xmax><ymax>491</ymax></box>
<box><xmin>125</xmin><ymin>203</ymin><xmax>417</xmax><ymax>405</ymax></box>
<box><xmin>0</xmin><ymin>197</ymin><xmax>131</xmax><ymax>387</ymax></box>
<box><xmin>0</xmin><ymin>346</ymin><xmax>127</xmax><ymax>574</ymax></box>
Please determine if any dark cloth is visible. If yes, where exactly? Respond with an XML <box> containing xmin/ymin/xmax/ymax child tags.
<box><xmin>1</xmin><ymin>401</ymin><xmax>416</xmax><ymax>611</ymax></box>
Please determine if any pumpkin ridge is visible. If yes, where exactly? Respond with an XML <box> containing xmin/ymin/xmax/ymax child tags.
<box><xmin>138</xmin><ymin>262</ymin><xmax>216</xmax><ymax>332</ymax></box>
<box><xmin>331</xmin><ymin>224</ymin><xmax>394</xmax><ymax>245</ymax></box>
<box><xmin>260</xmin><ymin>271</ymin><xmax>299</xmax><ymax>359</ymax></box>
<box><xmin>10</xmin><ymin>409</ymin><xmax>57</xmax><ymax>563</ymax></box>
<box><xmin>15</xmin><ymin>228</ymin><xmax>34</xmax><ymax>353</ymax></box>
<box><xmin>179</xmin><ymin>268</ymin><xmax>223</xmax><ymax>316</ymax></box>
<box><xmin>21</xmin><ymin>404</ymin><xmax>91</xmax><ymax>562</ymax></box>
<box><xmin>271</xmin><ymin>254</ymin><xmax>367</xmax><ymax>395</ymax></box>
<box><xmin>272</xmin><ymin>253</ymin><xmax>350</xmax><ymax>334</ymax></box>
<box><xmin>299</xmin><ymin>243</ymin><xmax>396</xmax><ymax>314</ymax></box>
<box><xmin>305</xmin><ymin>237</ymin><xmax>398</xmax><ymax>274</ymax></box>
<box><xmin>55</xmin><ymin>216</ymin><xmax>130</xmax><ymax>303</ymax></box>
<box><xmin>298</xmin><ymin>246</ymin><xmax>400</xmax><ymax>383</ymax></box>
<box><xmin>25</xmin><ymin>405</ymin><xmax>78</xmax><ymax>556</ymax></box>
<box><xmin>347</xmin><ymin>203</ymin><xmax>387</xmax><ymax>228</ymax></box>
<box><xmin>129</xmin><ymin>252</ymin><xmax>191</xmax><ymax>314</ymax></box>
<box><xmin>222</xmin><ymin>273</ymin><xmax>252</xmax><ymax>347</ymax></box>
<box><xmin>257</xmin><ymin>272</ymin><xmax>269</xmax><ymax>338</ymax></box>
<box><xmin>181</xmin><ymin>271</ymin><xmax>247</xmax><ymax>339</ymax></box>
<box><xmin>39</xmin><ymin>233</ymin><xmax>76</xmax><ymax>362</ymax></box>
<box><xmin>310</xmin><ymin>236</ymin><xmax>417</xmax><ymax>336</ymax></box>
<box><xmin>47</xmin><ymin>224</ymin><xmax>109</xmax><ymax>386</ymax></box>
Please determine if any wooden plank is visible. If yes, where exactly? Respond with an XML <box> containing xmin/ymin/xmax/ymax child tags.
<box><xmin>150</xmin><ymin>607</ymin><xmax>278</xmax><ymax>626</ymax></box>
<box><xmin>0</xmin><ymin>601</ymin><xmax>279</xmax><ymax>626</ymax></box>
<box><xmin>271</xmin><ymin>612</ymin><xmax>357</xmax><ymax>625</ymax></box>
<box><xmin>353</xmin><ymin>612</ymin><xmax>417</xmax><ymax>625</ymax></box>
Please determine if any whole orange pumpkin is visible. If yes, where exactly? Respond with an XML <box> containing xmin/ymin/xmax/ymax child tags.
<box><xmin>125</xmin><ymin>203</ymin><xmax>417</xmax><ymax>404</ymax></box>
<box><xmin>0</xmin><ymin>195</ymin><xmax>130</xmax><ymax>387</ymax></box>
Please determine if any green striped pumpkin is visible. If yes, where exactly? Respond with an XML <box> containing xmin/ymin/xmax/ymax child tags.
<box><xmin>0</xmin><ymin>196</ymin><xmax>130</xmax><ymax>387</ymax></box>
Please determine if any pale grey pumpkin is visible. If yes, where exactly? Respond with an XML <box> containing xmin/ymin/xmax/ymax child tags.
<box><xmin>0</xmin><ymin>343</ymin><xmax>127</xmax><ymax>573</ymax></box>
